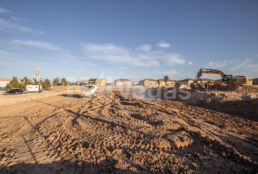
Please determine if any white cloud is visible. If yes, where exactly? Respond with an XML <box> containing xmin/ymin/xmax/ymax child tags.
<box><xmin>12</xmin><ymin>40</ymin><xmax>64</xmax><ymax>51</ymax></box>
<box><xmin>164</xmin><ymin>70</ymin><xmax>177</xmax><ymax>76</ymax></box>
<box><xmin>0</xmin><ymin>6</ymin><xmax>27</xmax><ymax>22</ymax></box>
<box><xmin>206</xmin><ymin>60</ymin><xmax>228</xmax><ymax>69</ymax></box>
<box><xmin>152</xmin><ymin>70</ymin><xmax>177</xmax><ymax>77</ymax></box>
<box><xmin>204</xmin><ymin>56</ymin><xmax>258</xmax><ymax>78</ymax></box>
<box><xmin>0</xmin><ymin>6</ymin><xmax>42</xmax><ymax>33</ymax></box>
<box><xmin>0</xmin><ymin>18</ymin><xmax>43</xmax><ymax>34</ymax></box>
<box><xmin>81</xmin><ymin>43</ymin><xmax>186</xmax><ymax>67</ymax></box>
<box><xmin>205</xmin><ymin>58</ymin><xmax>257</xmax><ymax>71</ymax></box>
<box><xmin>230</xmin><ymin>58</ymin><xmax>252</xmax><ymax>71</ymax></box>
<box><xmin>0</xmin><ymin>18</ymin><xmax>16</xmax><ymax>30</ymax></box>
<box><xmin>81</xmin><ymin>43</ymin><xmax>158</xmax><ymax>67</ymax></box>
<box><xmin>0</xmin><ymin>50</ymin><xmax>9</xmax><ymax>55</ymax></box>
<box><xmin>0</xmin><ymin>6</ymin><xmax>12</xmax><ymax>15</ymax></box>
<box><xmin>164</xmin><ymin>53</ymin><xmax>185</xmax><ymax>66</ymax></box>
<box><xmin>158</xmin><ymin>42</ymin><xmax>170</xmax><ymax>48</ymax></box>
<box><xmin>0</xmin><ymin>49</ymin><xmax>15</xmax><ymax>61</ymax></box>
<box><xmin>188</xmin><ymin>61</ymin><xmax>193</xmax><ymax>65</ymax></box>
<box><xmin>138</xmin><ymin>44</ymin><xmax>152</xmax><ymax>52</ymax></box>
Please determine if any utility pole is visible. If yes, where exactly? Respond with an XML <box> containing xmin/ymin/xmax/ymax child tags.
<box><xmin>34</xmin><ymin>67</ymin><xmax>40</xmax><ymax>81</ymax></box>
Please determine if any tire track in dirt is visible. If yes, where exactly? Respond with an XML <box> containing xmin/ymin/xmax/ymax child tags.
<box><xmin>7</xmin><ymin>96</ymin><xmax>82</xmax><ymax>165</ymax></box>
<box><xmin>148</xmin><ymin>99</ymin><xmax>258</xmax><ymax>168</ymax></box>
<box><xmin>111</xmin><ymin>92</ymin><xmax>257</xmax><ymax>170</ymax></box>
<box><xmin>1</xmin><ymin>89</ymin><xmax>257</xmax><ymax>173</ymax></box>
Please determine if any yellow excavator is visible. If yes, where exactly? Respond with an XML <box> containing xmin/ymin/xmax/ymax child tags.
<box><xmin>194</xmin><ymin>68</ymin><xmax>248</xmax><ymax>85</ymax></box>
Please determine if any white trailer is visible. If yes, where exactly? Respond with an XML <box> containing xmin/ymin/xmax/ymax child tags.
<box><xmin>26</xmin><ymin>85</ymin><xmax>42</xmax><ymax>92</ymax></box>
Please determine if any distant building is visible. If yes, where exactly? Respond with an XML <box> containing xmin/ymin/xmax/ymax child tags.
<box><xmin>76</xmin><ymin>80</ymin><xmax>87</xmax><ymax>85</ymax></box>
<box><xmin>132</xmin><ymin>81</ymin><xmax>137</xmax><ymax>86</ymax></box>
<box><xmin>115</xmin><ymin>79</ymin><xmax>133</xmax><ymax>86</ymax></box>
<box><xmin>178</xmin><ymin>78</ymin><xmax>194</xmax><ymax>85</ymax></box>
<box><xmin>0</xmin><ymin>79</ymin><xmax>11</xmax><ymax>90</ymax></box>
<box><xmin>88</xmin><ymin>78</ymin><xmax>107</xmax><ymax>86</ymax></box>
<box><xmin>166</xmin><ymin>80</ymin><xmax>175</xmax><ymax>86</ymax></box>
<box><xmin>158</xmin><ymin>79</ymin><xmax>166</xmax><ymax>87</ymax></box>
<box><xmin>139</xmin><ymin>78</ymin><xmax>158</xmax><ymax>87</ymax></box>
<box><xmin>199</xmin><ymin>78</ymin><xmax>215</xmax><ymax>84</ymax></box>
<box><xmin>157</xmin><ymin>79</ymin><xmax>175</xmax><ymax>87</ymax></box>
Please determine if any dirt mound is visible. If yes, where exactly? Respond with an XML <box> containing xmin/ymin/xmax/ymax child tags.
<box><xmin>186</xmin><ymin>91</ymin><xmax>258</xmax><ymax>103</ymax></box>
<box><xmin>209</xmin><ymin>83</ymin><xmax>258</xmax><ymax>93</ymax></box>
<box><xmin>235</xmin><ymin>85</ymin><xmax>258</xmax><ymax>93</ymax></box>
<box><xmin>191</xmin><ymin>83</ymin><xmax>258</xmax><ymax>93</ymax></box>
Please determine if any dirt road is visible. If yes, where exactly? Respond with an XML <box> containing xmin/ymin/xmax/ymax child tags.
<box><xmin>0</xmin><ymin>88</ymin><xmax>257</xmax><ymax>173</ymax></box>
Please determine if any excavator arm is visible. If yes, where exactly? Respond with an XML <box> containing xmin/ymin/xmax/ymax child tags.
<box><xmin>194</xmin><ymin>68</ymin><xmax>225</xmax><ymax>82</ymax></box>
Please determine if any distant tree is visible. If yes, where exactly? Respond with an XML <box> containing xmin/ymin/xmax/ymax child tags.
<box><xmin>61</xmin><ymin>78</ymin><xmax>67</xmax><ymax>86</ymax></box>
<box><xmin>5</xmin><ymin>77</ymin><xmax>53</xmax><ymax>91</ymax></box>
<box><xmin>44</xmin><ymin>79</ymin><xmax>51</xmax><ymax>88</ymax></box>
<box><xmin>20</xmin><ymin>77</ymin><xmax>32</xmax><ymax>89</ymax></box>
<box><xmin>33</xmin><ymin>78</ymin><xmax>39</xmax><ymax>85</ymax></box>
<box><xmin>53</xmin><ymin>77</ymin><xmax>60</xmax><ymax>86</ymax></box>
<box><xmin>42</xmin><ymin>79</ymin><xmax>51</xmax><ymax>89</ymax></box>
<box><xmin>164</xmin><ymin>76</ymin><xmax>169</xmax><ymax>83</ymax></box>
<box><xmin>39</xmin><ymin>79</ymin><xmax>43</xmax><ymax>85</ymax></box>
<box><xmin>5</xmin><ymin>77</ymin><xmax>22</xmax><ymax>90</ymax></box>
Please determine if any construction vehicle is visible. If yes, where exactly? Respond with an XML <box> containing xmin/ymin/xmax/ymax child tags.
<box><xmin>194</xmin><ymin>68</ymin><xmax>248</xmax><ymax>85</ymax></box>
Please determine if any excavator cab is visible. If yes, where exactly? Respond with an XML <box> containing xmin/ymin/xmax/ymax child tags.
<box><xmin>222</xmin><ymin>75</ymin><xmax>234</xmax><ymax>82</ymax></box>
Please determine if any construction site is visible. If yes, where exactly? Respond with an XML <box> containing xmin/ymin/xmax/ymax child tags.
<box><xmin>1</xmin><ymin>0</ymin><xmax>258</xmax><ymax>173</ymax></box>
<box><xmin>0</xmin><ymin>67</ymin><xmax>257</xmax><ymax>174</ymax></box>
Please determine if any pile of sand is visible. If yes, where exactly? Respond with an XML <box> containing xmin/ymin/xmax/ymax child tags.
<box><xmin>191</xmin><ymin>83</ymin><xmax>258</xmax><ymax>93</ymax></box>
<box><xmin>185</xmin><ymin>91</ymin><xmax>258</xmax><ymax>103</ymax></box>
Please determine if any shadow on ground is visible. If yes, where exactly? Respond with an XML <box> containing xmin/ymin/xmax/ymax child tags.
<box><xmin>60</xmin><ymin>94</ymin><xmax>82</xmax><ymax>98</ymax></box>
<box><xmin>187</xmin><ymin>98</ymin><xmax>258</xmax><ymax>122</ymax></box>
<box><xmin>145</xmin><ymin>87</ymin><xmax>258</xmax><ymax>122</ymax></box>
<box><xmin>0</xmin><ymin>158</ymin><xmax>137</xmax><ymax>174</ymax></box>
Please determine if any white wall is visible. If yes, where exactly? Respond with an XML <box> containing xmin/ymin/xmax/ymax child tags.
<box><xmin>0</xmin><ymin>81</ymin><xmax>10</xmax><ymax>87</ymax></box>
<box><xmin>115</xmin><ymin>81</ymin><xmax>132</xmax><ymax>86</ymax></box>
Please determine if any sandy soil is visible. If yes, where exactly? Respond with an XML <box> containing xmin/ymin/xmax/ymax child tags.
<box><xmin>0</xmin><ymin>86</ymin><xmax>83</xmax><ymax>106</ymax></box>
<box><xmin>0</xmin><ymin>87</ymin><xmax>257</xmax><ymax>173</ymax></box>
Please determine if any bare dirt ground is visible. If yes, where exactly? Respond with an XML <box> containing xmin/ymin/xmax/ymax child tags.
<box><xmin>0</xmin><ymin>87</ymin><xmax>257</xmax><ymax>173</ymax></box>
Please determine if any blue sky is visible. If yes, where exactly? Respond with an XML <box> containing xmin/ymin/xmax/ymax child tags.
<box><xmin>0</xmin><ymin>0</ymin><xmax>258</xmax><ymax>82</ymax></box>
